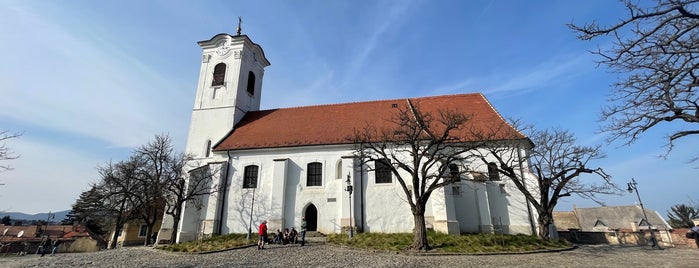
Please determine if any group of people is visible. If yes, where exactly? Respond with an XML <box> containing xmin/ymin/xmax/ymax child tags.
<box><xmin>272</xmin><ymin>227</ymin><xmax>298</xmax><ymax>245</ymax></box>
<box><xmin>257</xmin><ymin>217</ymin><xmax>307</xmax><ymax>249</ymax></box>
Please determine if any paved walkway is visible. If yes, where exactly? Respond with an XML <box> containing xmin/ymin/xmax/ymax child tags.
<box><xmin>1</xmin><ymin>241</ymin><xmax>698</xmax><ymax>268</ymax></box>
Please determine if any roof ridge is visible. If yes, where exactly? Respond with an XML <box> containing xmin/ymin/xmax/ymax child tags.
<box><xmin>255</xmin><ymin>92</ymin><xmax>484</xmax><ymax>112</ymax></box>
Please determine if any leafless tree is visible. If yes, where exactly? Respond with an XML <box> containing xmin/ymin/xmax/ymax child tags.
<box><xmin>131</xmin><ymin>134</ymin><xmax>178</xmax><ymax>246</ymax></box>
<box><xmin>350</xmin><ymin>101</ymin><xmax>480</xmax><ymax>251</ymax></box>
<box><xmin>0</xmin><ymin>130</ymin><xmax>21</xmax><ymax>173</ymax></box>
<box><xmin>161</xmin><ymin>154</ymin><xmax>220</xmax><ymax>244</ymax></box>
<box><xmin>569</xmin><ymin>0</ymin><xmax>699</xmax><ymax>156</ymax></box>
<box><xmin>98</xmin><ymin>159</ymin><xmax>141</xmax><ymax>249</ymax></box>
<box><xmin>472</xmin><ymin>123</ymin><xmax>619</xmax><ymax>239</ymax></box>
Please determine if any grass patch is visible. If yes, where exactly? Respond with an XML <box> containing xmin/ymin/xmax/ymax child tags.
<box><xmin>157</xmin><ymin>231</ymin><xmax>571</xmax><ymax>253</ymax></box>
<box><xmin>157</xmin><ymin>233</ymin><xmax>253</xmax><ymax>253</ymax></box>
<box><xmin>327</xmin><ymin>230</ymin><xmax>571</xmax><ymax>253</ymax></box>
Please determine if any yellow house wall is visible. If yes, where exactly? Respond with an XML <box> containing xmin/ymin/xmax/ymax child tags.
<box><xmin>115</xmin><ymin>220</ymin><xmax>163</xmax><ymax>247</ymax></box>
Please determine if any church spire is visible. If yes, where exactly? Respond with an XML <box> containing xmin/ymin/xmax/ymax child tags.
<box><xmin>236</xmin><ymin>16</ymin><xmax>242</xmax><ymax>36</ymax></box>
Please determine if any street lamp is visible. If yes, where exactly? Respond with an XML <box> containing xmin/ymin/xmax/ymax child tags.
<box><xmin>627</xmin><ymin>178</ymin><xmax>660</xmax><ymax>249</ymax></box>
<box><xmin>345</xmin><ymin>173</ymin><xmax>353</xmax><ymax>239</ymax></box>
<box><xmin>246</xmin><ymin>181</ymin><xmax>256</xmax><ymax>240</ymax></box>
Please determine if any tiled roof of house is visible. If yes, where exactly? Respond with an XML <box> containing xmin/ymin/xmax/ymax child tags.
<box><xmin>0</xmin><ymin>224</ymin><xmax>94</xmax><ymax>242</ymax></box>
<box><xmin>214</xmin><ymin>93</ymin><xmax>525</xmax><ymax>151</ymax></box>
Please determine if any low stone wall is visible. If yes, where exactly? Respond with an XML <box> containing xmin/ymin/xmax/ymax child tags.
<box><xmin>670</xmin><ymin>228</ymin><xmax>698</xmax><ymax>249</ymax></box>
<box><xmin>559</xmin><ymin>230</ymin><xmax>672</xmax><ymax>247</ymax></box>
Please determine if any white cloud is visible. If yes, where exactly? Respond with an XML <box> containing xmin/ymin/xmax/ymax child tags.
<box><xmin>0</xmin><ymin>137</ymin><xmax>101</xmax><ymax>214</ymax></box>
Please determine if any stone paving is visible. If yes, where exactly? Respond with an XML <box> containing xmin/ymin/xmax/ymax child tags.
<box><xmin>1</xmin><ymin>240</ymin><xmax>698</xmax><ymax>268</ymax></box>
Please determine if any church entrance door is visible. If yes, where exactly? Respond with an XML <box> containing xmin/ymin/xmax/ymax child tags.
<box><xmin>304</xmin><ymin>204</ymin><xmax>318</xmax><ymax>231</ymax></box>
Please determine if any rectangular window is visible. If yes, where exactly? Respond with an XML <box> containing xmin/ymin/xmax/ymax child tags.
<box><xmin>243</xmin><ymin>165</ymin><xmax>259</xmax><ymax>188</ymax></box>
<box><xmin>138</xmin><ymin>224</ymin><xmax>148</xmax><ymax>237</ymax></box>
<box><xmin>307</xmin><ymin>162</ymin><xmax>322</xmax><ymax>186</ymax></box>
<box><xmin>375</xmin><ymin>159</ymin><xmax>392</xmax><ymax>184</ymax></box>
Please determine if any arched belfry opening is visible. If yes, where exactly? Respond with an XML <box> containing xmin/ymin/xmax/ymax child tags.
<box><xmin>304</xmin><ymin>204</ymin><xmax>318</xmax><ymax>231</ymax></box>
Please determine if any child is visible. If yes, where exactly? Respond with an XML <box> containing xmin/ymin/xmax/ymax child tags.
<box><xmin>273</xmin><ymin>229</ymin><xmax>282</xmax><ymax>244</ymax></box>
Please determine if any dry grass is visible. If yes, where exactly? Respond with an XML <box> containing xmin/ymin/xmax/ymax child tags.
<box><xmin>327</xmin><ymin>231</ymin><xmax>571</xmax><ymax>253</ymax></box>
<box><xmin>157</xmin><ymin>233</ymin><xmax>253</xmax><ymax>253</ymax></box>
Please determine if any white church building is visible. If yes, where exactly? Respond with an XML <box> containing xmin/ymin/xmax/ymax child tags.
<box><xmin>166</xmin><ymin>29</ymin><xmax>539</xmax><ymax>243</ymax></box>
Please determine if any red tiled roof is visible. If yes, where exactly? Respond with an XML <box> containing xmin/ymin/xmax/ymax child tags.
<box><xmin>214</xmin><ymin>93</ymin><xmax>525</xmax><ymax>151</ymax></box>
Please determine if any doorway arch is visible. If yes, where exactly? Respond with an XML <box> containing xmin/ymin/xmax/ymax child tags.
<box><xmin>304</xmin><ymin>204</ymin><xmax>318</xmax><ymax>231</ymax></box>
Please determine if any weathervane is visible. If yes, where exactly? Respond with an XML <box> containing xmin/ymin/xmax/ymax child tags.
<box><xmin>236</xmin><ymin>16</ymin><xmax>242</xmax><ymax>36</ymax></box>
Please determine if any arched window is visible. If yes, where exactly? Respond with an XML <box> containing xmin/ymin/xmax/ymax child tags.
<box><xmin>243</xmin><ymin>165</ymin><xmax>259</xmax><ymax>188</ymax></box>
<box><xmin>204</xmin><ymin>140</ymin><xmax>212</xmax><ymax>157</ymax></box>
<box><xmin>488</xmin><ymin>162</ymin><xmax>500</xmax><ymax>181</ymax></box>
<box><xmin>449</xmin><ymin>163</ymin><xmax>459</xmax><ymax>179</ymax></box>
<box><xmin>335</xmin><ymin>159</ymin><xmax>342</xmax><ymax>179</ymax></box>
<box><xmin>246</xmin><ymin>71</ymin><xmax>255</xmax><ymax>95</ymax></box>
<box><xmin>307</xmin><ymin>162</ymin><xmax>322</xmax><ymax>186</ymax></box>
<box><xmin>212</xmin><ymin>63</ymin><xmax>226</xmax><ymax>86</ymax></box>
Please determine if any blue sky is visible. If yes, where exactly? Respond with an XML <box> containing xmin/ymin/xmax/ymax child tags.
<box><xmin>0</xmin><ymin>0</ymin><xmax>695</xmax><ymax>217</ymax></box>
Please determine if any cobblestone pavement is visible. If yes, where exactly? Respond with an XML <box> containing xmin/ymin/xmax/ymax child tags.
<box><xmin>1</xmin><ymin>242</ymin><xmax>698</xmax><ymax>268</ymax></box>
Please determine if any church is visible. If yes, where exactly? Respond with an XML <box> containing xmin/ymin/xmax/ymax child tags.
<box><xmin>165</xmin><ymin>27</ymin><xmax>539</xmax><ymax>243</ymax></box>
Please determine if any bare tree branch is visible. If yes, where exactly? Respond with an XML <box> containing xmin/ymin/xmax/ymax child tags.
<box><xmin>350</xmin><ymin>103</ymin><xmax>481</xmax><ymax>250</ymax></box>
<box><xmin>569</xmin><ymin>0</ymin><xmax>699</xmax><ymax>158</ymax></box>
<box><xmin>470</xmin><ymin>121</ymin><xmax>620</xmax><ymax>239</ymax></box>
<box><xmin>0</xmin><ymin>130</ymin><xmax>22</xmax><ymax>173</ymax></box>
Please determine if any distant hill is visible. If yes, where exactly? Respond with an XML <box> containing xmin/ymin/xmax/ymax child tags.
<box><xmin>0</xmin><ymin>210</ymin><xmax>70</xmax><ymax>223</ymax></box>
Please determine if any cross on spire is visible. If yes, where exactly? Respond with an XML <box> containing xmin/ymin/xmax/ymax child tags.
<box><xmin>236</xmin><ymin>17</ymin><xmax>242</xmax><ymax>36</ymax></box>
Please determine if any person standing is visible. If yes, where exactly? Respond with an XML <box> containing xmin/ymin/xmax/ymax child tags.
<box><xmin>40</xmin><ymin>238</ymin><xmax>51</xmax><ymax>257</ymax></box>
<box><xmin>300</xmin><ymin>217</ymin><xmax>307</xmax><ymax>246</ymax></box>
<box><xmin>258</xmin><ymin>220</ymin><xmax>268</xmax><ymax>249</ymax></box>
<box><xmin>51</xmin><ymin>239</ymin><xmax>60</xmax><ymax>256</ymax></box>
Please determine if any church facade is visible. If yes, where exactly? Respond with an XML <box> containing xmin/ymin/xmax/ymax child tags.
<box><xmin>166</xmin><ymin>30</ymin><xmax>539</xmax><ymax>243</ymax></box>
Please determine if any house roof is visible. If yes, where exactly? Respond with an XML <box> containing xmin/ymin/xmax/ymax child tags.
<box><xmin>0</xmin><ymin>224</ymin><xmax>95</xmax><ymax>242</ymax></box>
<box><xmin>572</xmin><ymin>205</ymin><xmax>672</xmax><ymax>231</ymax></box>
<box><xmin>214</xmin><ymin>93</ymin><xmax>526</xmax><ymax>151</ymax></box>
<box><xmin>552</xmin><ymin>211</ymin><xmax>580</xmax><ymax>231</ymax></box>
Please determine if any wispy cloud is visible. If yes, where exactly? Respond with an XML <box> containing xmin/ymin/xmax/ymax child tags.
<box><xmin>432</xmin><ymin>53</ymin><xmax>593</xmax><ymax>97</ymax></box>
<box><xmin>339</xmin><ymin>1</ymin><xmax>422</xmax><ymax>88</ymax></box>
<box><xmin>0</xmin><ymin>2</ymin><xmax>189</xmax><ymax>149</ymax></box>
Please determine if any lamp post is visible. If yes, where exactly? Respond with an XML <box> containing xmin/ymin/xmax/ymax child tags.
<box><xmin>345</xmin><ymin>173</ymin><xmax>353</xmax><ymax>239</ymax></box>
<box><xmin>627</xmin><ymin>178</ymin><xmax>659</xmax><ymax>249</ymax></box>
<box><xmin>43</xmin><ymin>211</ymin><xmax>54</xmax><ymax>237</ymax></box>
<box><xmin>246</xmin><ymin>182</ymin><xmax>256</xmax><ymax>240</ymax></box>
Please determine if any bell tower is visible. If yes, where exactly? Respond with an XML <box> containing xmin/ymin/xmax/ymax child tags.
<box><xmin>184</xmin><ymin>23</ymin><xmax>271</xmax><ymax>159</ymax></box>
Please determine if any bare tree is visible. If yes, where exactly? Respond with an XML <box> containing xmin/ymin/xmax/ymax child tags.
<box><xmin>130</xmin><ymin>134</ymin><xmax>178</xmax><ymax>246</ymax></box>
<box><xmin>472</xmin><ymin>124</ymin><xmax>618</xmax><ymax>239</ymax></box>
<box><xmin>161</xmin><ymin>153</ymin><xmax>220</xmax><ymax>244</ymax></box>
<box><xmin>569</xmin><ymin>0</ymin><xmax>699</xmax><ymax>155</ymax></box>
<box><xmin>351</xmin><ymin>101</ymin><xmax>480</xmax><ymax>250</ymax></box>
<box><xmin>99</xmin><ymin>159</ymin><xmax>141</xmax><ymax>249</ymax></box>
<box><xmin>0</xmin><ymin>130</ymin><xmax>21</xmax><ymax>173</ymax></box>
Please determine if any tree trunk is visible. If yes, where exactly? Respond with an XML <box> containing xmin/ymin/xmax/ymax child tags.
<box><xmin>411</xmin><ymin>212</ymin><xmax>430</xmax><ymax>250</ymax></box>
<box><xmin>537</xmin><ymin>213</ymin><xmax>552</xmax><ymax>240</ymax></box>
<box><xmin>170</xmin><ymin>211</ymin><xmax>181</xmax><ymax>244</ymax></box>
<box><xmin>109</xmin><ymin>200</ymin><xmax>127</xmax><ymax>249</ymax></box>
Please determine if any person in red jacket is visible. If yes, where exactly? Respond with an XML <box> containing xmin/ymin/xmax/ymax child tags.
<box><xmin>258</xmin><ymin>220</ymin><xmax>268</xmax><ymax>249</ymax></box>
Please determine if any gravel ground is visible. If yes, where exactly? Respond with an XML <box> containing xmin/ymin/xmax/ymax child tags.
<box><xmin>1</xmin><ymin>240</ymin><xmax>698</xmax><ymax>268</ymax></box>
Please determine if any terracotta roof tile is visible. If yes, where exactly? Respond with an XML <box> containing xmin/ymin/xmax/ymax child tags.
<box><xmin>214</xmin><ymin>93</ymin><xmax>525</xmax><ymax>151</ymax></box>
